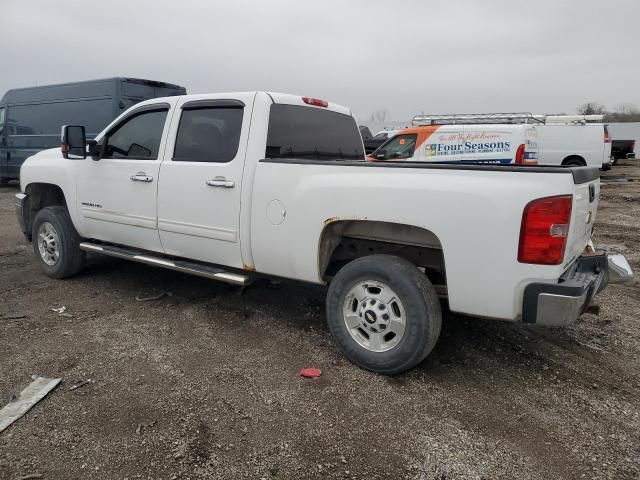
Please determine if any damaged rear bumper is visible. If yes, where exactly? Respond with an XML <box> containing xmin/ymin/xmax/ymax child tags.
<box><xmin>522</xmin><ymin>253</ymin><xmax>633</xmax><ymax>327</ymax></box>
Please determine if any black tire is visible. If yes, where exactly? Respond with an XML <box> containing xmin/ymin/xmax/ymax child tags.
<box><xmin>0</xmin><ymin>177</ymin><xmax>9</xmax><ymax>186</ymax></box>
<box><xmin>563</xmin><ymin>157</ymin><xmax>586</xmax><ymax>167</ymax></box>
<box><xmin>31</xmin><ymin>206</ymin><xmax>86</xmax><ymax>279</ymax></box>
<box><xmin>326</xmin><ymin>255</ymin><xmax>442</xmax><ymax>375</ymax></box>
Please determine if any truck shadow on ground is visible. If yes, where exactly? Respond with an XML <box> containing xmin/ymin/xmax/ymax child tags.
<box><xmin>81</xmin><ymin>254</ymin><xmax>597</xmax><ymax>380</ymax></box>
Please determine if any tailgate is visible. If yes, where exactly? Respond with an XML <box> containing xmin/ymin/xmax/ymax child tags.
<box><xmin>565</xmin><ymin>170</ymin><xmax>599</xmax><ymax>266</ymax></box>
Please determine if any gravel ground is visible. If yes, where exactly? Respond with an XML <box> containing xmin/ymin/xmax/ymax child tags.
<box><xmin>0</xmin><ymin>162</ymin><xmax>639</xmax><ymax>480</ymax></box>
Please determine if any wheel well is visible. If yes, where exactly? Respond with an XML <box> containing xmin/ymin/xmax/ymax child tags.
<box><xmin>23</xmin><ymin>183</ymin><xmax>67</xmax><ymax>238</ymax></box>
<box><xmin>561</xmin><ymin>155</ymin><xmax>586</xmax><ymax>166</ymax></box>
<box><xmin>319</xmin><ymin>220</ymin><xmax>446</xmax><ymax>291</ymax></box>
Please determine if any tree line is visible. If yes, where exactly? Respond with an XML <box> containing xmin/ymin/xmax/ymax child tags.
<box><xmin>575</xmin><ymin>103</ymin><xmax>640</xmax><ymax>122</ymax></box>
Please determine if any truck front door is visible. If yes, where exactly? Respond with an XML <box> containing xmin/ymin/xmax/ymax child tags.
<box><xmin>156</xmin><ymin>94</ymin><xmax>254</xmax><ymax>269</ymax></box>
<box><xmin>75</xmin><ymin>102</ymin><xmax>174</xmax><ymax>252</ymax></box>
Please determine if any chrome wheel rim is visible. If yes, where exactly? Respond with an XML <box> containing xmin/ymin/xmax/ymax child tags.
<box><xmin>37</xmin><ymin>222</ymin><xmax>60</xmax><ymax>266</ymax></box>
<box><xmin>342</xmin><ymin>280</ymin><xmax>406</xmax><ymax>352</ymax></box>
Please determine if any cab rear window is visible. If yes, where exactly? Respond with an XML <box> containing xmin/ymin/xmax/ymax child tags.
<box><xmin>266</xmin><ymin>104</ymin><xmax>364</xmax><ymax>161</ymax></box>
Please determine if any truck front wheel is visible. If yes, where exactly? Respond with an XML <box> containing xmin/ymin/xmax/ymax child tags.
<box><xmin>31</xmin><ymin>206</ymin><xmax>86</xmax><ymax>279</ymax></box>
<box><xmin>326</xmin><ymin>255</ymin><xmax>442</xmax><ymax>375</ymax></box>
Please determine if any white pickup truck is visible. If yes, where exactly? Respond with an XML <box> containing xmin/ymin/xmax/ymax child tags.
<box><xmin>15</xmin><ymin>92</ymin><xmax>633</xmax><ymax>374</ymax></box>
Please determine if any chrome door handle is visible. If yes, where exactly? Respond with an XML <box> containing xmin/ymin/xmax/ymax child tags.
<box><xmin>130</xmin><ymin>172</ymin><xmax>153</xmax><ymax>183</ymax></box>
<box><xmin>206</xmin><ymin>177</ymin><xmax>235</xmax><ymax>188</ymax></box>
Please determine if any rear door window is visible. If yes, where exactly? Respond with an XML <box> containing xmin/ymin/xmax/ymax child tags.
<box><xmin>266</xmin><ymin>104</ymin><xmax>364</xmax><ymax>160</ymax></box>
<box><xmin>104</xmin><ymin>108</ymin><xmax>168</xmax><ymax>160</ymax></box>
<box><xmin>173</xmin><ymin>107</ymin><xmax>243</xmax><ymax>163</ymax></box>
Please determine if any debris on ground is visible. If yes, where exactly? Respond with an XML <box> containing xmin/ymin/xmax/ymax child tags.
<box><xmin>135</xmin><ymin>420</ymin><xmax>157</xmax><ymax>435</ymax></box>
<box><xmin>135</xmin><ymin>292</ymin><xmax>173</xmax><ymax>302</ymax></box>
<box><xmin>298</xmin><ymin>367</ymin><xmax>322</xmax><ymax>379</ymax></box>
<box><xmin>68</xmin><ymin>379</ymin><xmax>92</xmax><ymax>391</ymax></box>
<box><xmin>17</xmin><ymin>474</ymin><xmax>43</xmax><ymax>480</ymax></box>
<box><xmin>51</xmin><ymin>306</ymin><xmax>66</xmax><ymax>314</ymax></box>
<box><xmin>2</xmin><ymin>313</ymin><xmax>28</xmax><ymax>320</ymax></box>
<box><xmin>0</xmin><ymin>377</ymin><xmax>61</xmax><ymax>433</ymax></box>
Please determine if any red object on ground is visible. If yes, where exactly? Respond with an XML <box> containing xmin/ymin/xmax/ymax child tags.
<box><xmin>298</xmin><ymin>368</ymin><xmax>322</xmax><ymax>379</ymax></box>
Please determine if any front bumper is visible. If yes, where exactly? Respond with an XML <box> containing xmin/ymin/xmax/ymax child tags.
<box><xmin>522</xmin><ymin>253</ymin><xmax>633</xmax><ymax>327</ymax></box>
<box><xmin>15</xmin><ymin>192</ymin><xmax>29</xmax><ymax>240</ymax></box>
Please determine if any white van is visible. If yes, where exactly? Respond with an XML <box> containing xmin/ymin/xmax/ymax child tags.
<box><xmin>534</xmin><ymin>115</ymin><xmax>612</xmax><ymax>170</ymax></box>
<box><xmin>368</xmin><ymin>113</ymin><xmax>539</xmax><ymax>165</ymax></box>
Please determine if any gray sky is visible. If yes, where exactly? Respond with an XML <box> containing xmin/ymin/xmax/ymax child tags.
<box><xmin>1</xmin><ymin>0</ymin><xmax>638</xmax><ymax>122</ymax></box>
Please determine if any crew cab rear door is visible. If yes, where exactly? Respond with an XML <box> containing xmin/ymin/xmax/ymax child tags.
<box><xmin>156</xmin><ymin>94</ymin><xmax>255</xmax><ymax>269</ymax></box>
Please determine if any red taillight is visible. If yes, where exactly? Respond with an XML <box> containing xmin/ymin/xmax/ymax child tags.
<box><xmin>604</xmin><ymin>126</ymin><xmax>610</xmax><ymax>144</ymax></box>
<box><xmin>515</xmin><ymin>143</ymin><xmax>525</xmax><ymax>164</ymax></box>
<box><xmin>302</xmin><ymin>97</ymin><xmax>328</xmax><ymax>108</ymax></box>
<box><xmin>518</xmin><ymin>195</ymin><xmax>572</xmax><ymax>265</ymax></box>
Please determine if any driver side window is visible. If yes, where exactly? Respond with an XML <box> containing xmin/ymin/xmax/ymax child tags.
<box><xmin>377</xmin><ymin>134</ymin><xmax>417</xmax><ymax>160</ymax></box>
<box><xmin>103</xmin><ymin>108</ymin><xmax>168</xmax><ymax>160</ymax></box>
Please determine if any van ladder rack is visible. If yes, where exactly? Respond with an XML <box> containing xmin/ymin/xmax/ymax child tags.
<box><xmin>411</xmin><ymin>112</ymin><xmax>546</xmax><ymax>126</ymax></box>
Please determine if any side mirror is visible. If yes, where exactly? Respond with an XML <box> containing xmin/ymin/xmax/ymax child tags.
<box><xmin>61</xmin><ymin>125</ymin><xmax>86</xmax><ymax>159</ymax></box>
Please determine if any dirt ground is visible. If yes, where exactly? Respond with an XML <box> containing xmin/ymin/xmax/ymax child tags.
<box><xmin>0</xmin><ymin>162</ymin><xmax>639</xmax><ymax>480</ymax></box>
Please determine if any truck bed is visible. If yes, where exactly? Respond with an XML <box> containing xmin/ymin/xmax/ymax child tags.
<box><xmin>260</xmin><ymin>158</ymin><xmax>601</xmax><ymax>184</ymax></box>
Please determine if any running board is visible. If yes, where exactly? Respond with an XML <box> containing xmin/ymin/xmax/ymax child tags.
<box><xmin>79</xmin><ymin>242</ymin><xmax>250</xmax><ymax>286</ymax></box>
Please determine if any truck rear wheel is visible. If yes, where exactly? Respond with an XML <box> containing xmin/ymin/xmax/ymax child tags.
<box><xmin>326</xmin><ymin>255</ymin><xmax>442</xmax><ymax>375</ymax></box>
<box><xmin>31</xmin><ymin>206</ymin><xmax>86</xmax><ymax>279</ymax></box>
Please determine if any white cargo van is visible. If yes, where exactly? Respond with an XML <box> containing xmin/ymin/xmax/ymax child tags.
<box><xmin>368</xmin><ymin>113</ymin><xmax>539</xmax><ymax>165</ymax></box>
<box><xmin>534</xmin><ymin>115</ymin><xmax>612</xmax><ymax>170</ymax></box>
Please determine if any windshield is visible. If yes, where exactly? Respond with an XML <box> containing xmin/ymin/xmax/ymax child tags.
<box><xmin>374</xmin><ymin>134</ymin><xmax>417</xmax><ymax>159</ymax></box>
<box><xmin>373</xmin><ymin>132</ymin><xmax>389</xmax><ymax>139</ymax></box>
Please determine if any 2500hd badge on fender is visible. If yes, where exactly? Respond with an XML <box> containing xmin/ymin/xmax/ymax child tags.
<box><xmin>15</xmin><ymin>92</ymin><xmax>633</xmax><ymax>374</ymax></box>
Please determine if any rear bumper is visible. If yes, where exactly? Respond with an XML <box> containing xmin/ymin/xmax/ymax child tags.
<box><xmin>522</xmin><ymin>253</ymin><xmax>633</xmax><ymax>327</ymax></box>
<box><xmin>15</xmin><ymin>192</ymin><xmax>30</xmax><ymax>240</ymax></box>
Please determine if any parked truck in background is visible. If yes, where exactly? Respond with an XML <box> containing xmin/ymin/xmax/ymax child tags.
<box><xmin>611</xmin><ymin>139</ymin><xmax>636</xmax><ymax>163</ymax></box>
<box><xmin>364</xmin><ymin>129</ymin><xmax>401</xmax><ymax>154</ymax></box>
<box><xmin>15</xmin><ymin>92</ymin><xmax>633</xmax><ymax>374</ymax></box>
<box><xmin>0</xmin><ymin>77</ymin><xmax>186</xmax><ymax>184</ymax></box>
